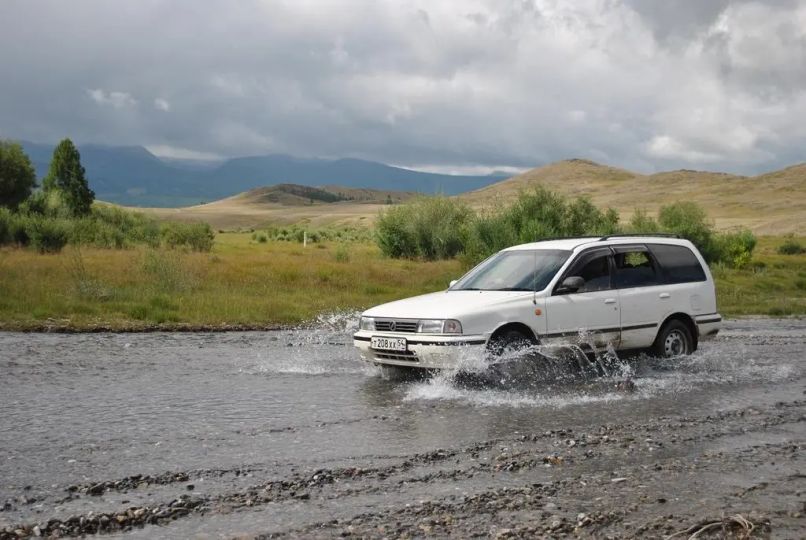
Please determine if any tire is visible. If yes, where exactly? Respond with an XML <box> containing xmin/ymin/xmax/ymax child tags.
<box><xmin>652</xmin><ymin>319</ymin><xmax>694</xmax><ymax>358</ymax></box>
<box><xmin>487</xmin><ymin>329</ymin><xmax>534</xmax><ymax>358</ymax></box>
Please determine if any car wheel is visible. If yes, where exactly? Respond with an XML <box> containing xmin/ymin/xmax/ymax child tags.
<box><xmin>487</xmin><ymin>329</ymin><xmax>534</xmax><ymax>358</ymax></box>
<box><xmin>653</xmin><ymin>320</ymin><xmax>694</xmax><ymax>358</ymax></box>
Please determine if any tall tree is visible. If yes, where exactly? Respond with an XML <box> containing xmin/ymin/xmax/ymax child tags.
<box><xmin>43</xmin><ymin>138</ymin><xmax>94</xmax><ymax>216</ymax></box>
<box><xmin>0</xmin><ymin>140</ymin><xmax>37</xmax><ymax>209</ymax></box>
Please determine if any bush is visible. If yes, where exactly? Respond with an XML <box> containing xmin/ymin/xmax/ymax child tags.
<box><xmin>778</xmin><ymin>236</ymin><xmax>805</xmax><ymax>255</ymax></box>
<box><xmin>0</xmin><ymin>207</ymin><xmax>11</xmax><ymax>244</ymax></box>
<box><xmin>657</xmin><ymin>202</ymin><xmax>717</xmax><ymax>261</ymax></box>
<box><xmin>26</xmin><ymin>216</ymin><xmax>70</xmax><ymax>253</ymax></box>
<box><xmin>375</xmin><ymin>204</ymin><xmax>418</xmax><ymax>258</ymax></box>
<box><xmin>627</xmin><ymin>208</ymin><xmax>659</xmax><ymax>233</ymax></box>
<box><xmin>376</xmin><ymin>196</ymin><xmax>472</xmax><ymax>260</ymax></box>
<box><xmin>463</xmin><ymin>187</ymin><xmax>619</xmax><ymax>263</ymax></box>
<box><xmin>714</xmin><ymin>228</ymin><xmax>756</xmax><ymax>268</ymax></box>
<box><xmin>160</xmin><ymin>222</ymin><xmax>215</xmax><ymax>252</ymax></box>
<box><xmin>0</xmin><ymin>140</ymin><xmax>37</xmax><ymax>209</ymax></box>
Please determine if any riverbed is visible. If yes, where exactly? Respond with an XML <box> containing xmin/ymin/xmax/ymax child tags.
<box><xmin>1</xmin><ymin>317</ymin><xmax>804</xmax><ymax>538</ymax></box>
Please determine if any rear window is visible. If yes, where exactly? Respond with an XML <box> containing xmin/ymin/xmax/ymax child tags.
<box><xmin>649</xmin><ymin>244</ymin><xmax>707</xmax><ymax>284</ymax></box>
<box><xmin>613</xmin><ymin>249</ymin><xmax>658</xmax><ymax>288</ymax></box>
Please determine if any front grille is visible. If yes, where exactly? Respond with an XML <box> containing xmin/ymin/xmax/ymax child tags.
<box><xmin>374</xmin><ymin>319</ymin><xmax>418</xmax><ymax>333</ymax></box>
<box><xmin>375</xmin><ymin>351</ymin><xmax>419</xmax><ymax>362</ymax></box>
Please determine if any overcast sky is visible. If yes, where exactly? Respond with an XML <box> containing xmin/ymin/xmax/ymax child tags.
<box><xmin>1</xmin><ymin>0</ymin><xmax>804</xmax><ymax>174</ymax></box>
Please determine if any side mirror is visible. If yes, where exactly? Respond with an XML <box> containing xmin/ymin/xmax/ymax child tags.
<box><xmin>557</xmin><ymin>276</ymin><xmax>585</xmax><ymax>294</ymax></box>
<box><xmin>449</xmin><ymin>280</ymin><xmax>458</xmax><ymax>288</ymax></box>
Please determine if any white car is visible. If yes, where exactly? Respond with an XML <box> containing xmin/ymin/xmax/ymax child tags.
<box><xmin>354</xmin><ymin>235</ymin><xmax>721</xmax><ymax>370</ymax></box>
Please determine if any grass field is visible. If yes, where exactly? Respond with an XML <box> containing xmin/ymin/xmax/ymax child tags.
<box><xmin>0</xmin><ymin>234</ymin><xmax>803</xmax><ymax>331</ymax></box>
<box><xmin>0</xmin><ymin>234</ymin><xmax>461</xmax><ymax>330</ymax></box>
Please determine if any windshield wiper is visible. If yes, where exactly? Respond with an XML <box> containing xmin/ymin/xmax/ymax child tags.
<box><xmin>494</xmin><ymin>287</ymin><xmax>532</xmax><ymax>291</ymax></box>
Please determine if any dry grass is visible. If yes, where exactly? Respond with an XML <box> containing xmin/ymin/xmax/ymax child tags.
<box><xmin>460</xmin><ymin>160</ymin><xmax>806</xmax><ymax>235</ymax></box>
<box><xmin>130</xmin><ymin>160</ymin><xmax>806</xmax><ymax>235</ymax></box>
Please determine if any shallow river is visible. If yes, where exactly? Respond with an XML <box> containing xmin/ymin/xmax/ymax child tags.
<box><xmin>1</xmin><ymin>317</ymin><xmax>804</xmax><ymax>538</ymax></box>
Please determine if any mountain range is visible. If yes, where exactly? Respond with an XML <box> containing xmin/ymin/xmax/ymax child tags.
<box><xmin>19</xmin><ymin>141</ymin><xmax>508</xmax><ymax>207</ymax></box>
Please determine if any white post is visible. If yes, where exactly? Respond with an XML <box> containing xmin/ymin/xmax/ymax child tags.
<box><xmin>303</xmin><ymin>231</ymin><xmax>307</xmax><ymax>248</ymax></box>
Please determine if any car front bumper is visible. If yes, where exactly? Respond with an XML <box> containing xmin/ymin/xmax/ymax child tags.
<box><xmin>353</xmin><ymin>331</ymin><xmax>488</xmax><ymax>370</ymax></box>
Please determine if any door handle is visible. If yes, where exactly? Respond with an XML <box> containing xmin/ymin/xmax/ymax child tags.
<box><xmin>604</xmin><ymin>298</ymin><xmax>617</xmax><ymax>304</ymax></box>
<box><xmin>659</xmin><ymin>293</ymin><xmax>670</xmax><ymax>299</ymax></box>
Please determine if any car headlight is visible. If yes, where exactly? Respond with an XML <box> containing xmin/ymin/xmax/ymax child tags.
<box><xmin>359</xmin><ymin>316</ymin><xmax>375</xmax><ymax>331</ymax></box>
<box><xmin>417</xmin><ymin>319</ymin><xmax>462</xmax><ymax>334</ymax></box>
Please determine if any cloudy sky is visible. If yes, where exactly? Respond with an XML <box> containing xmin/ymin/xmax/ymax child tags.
<box><xmin>1</xmin><ymin>0</ymin><xmax>804</xmax><ymax>174</ymax></box>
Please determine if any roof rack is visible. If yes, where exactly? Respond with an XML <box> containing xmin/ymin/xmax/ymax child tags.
<box><xmin>535</xmin><ymin>235</ymin><xmax>603</xmax><ymax>242</ymax></box>
<box><xmin>598</xmin><ymin>233</ymin><xmax>680</xmax><ymax>240</ymax></box>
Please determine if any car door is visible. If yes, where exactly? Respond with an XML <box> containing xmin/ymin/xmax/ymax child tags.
<box><xmin>613</xmin><ymin>245</ymin><xmax>665</xmax><ymax>348</ymax></box>
<box><xmin>543</xmin><ymin>248</ymin><xmax>621</xmax><ymax>348</ymax></box>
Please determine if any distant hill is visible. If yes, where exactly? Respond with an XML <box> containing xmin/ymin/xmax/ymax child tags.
<box><xmin>459</xmin><ymin>159</ymin><xmax>806</xmax><ymax>234</ymax></box>
<box><xmin>137</xmin><ymin>161</ymin><xmax>806</xmax><ymax>234</ymax></box>
<box><xmin>231</xmin><ymin>184</ymin><xmax>417</xmax><ymax>206</ymax></box>
<box><xmin>141</xmin><ymin>184</ymin><xmax>419</xmax><ymax>230</ymax></box>
<box><xmin>19</xmin><ymin>141</ymin><xmax>507</xmax><ymax>207</ymax></box>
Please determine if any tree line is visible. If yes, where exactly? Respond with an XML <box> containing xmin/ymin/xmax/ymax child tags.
<box><xmin>0</xmin><ymin>138</ymin><xmax>94</xmax><ymax>215</ymax></box>
<box><xmin>0</xmin><ymin>138</ymin><xmax>213</xmax><ymax>253</ymax></box>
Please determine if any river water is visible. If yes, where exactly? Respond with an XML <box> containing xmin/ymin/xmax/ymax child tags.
<box><xmin>0</xmin><ymin>317</ymin><xmax>804</xmax><ymax>538</ymax></box>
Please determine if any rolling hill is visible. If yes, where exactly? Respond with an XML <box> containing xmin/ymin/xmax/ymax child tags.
<box><xmin>138</xmin><ymin>160</ymin><xmax>806</xmax><ymax>234</ymax></box>
<box><xmin>141</xmin><ymin>184</ymin><xmax>419</xmax><ymax>230</ymax></box>
<box><xmin>19</xmin><ymin>141</ymin><xmax>507</xmax><ymax>207</ymax></box>
<box><xmin>458</xmin><ymin>159</ymin><xmax>806</xmax><ymax>234</ymax></box>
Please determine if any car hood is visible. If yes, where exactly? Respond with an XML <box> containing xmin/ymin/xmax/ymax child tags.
<box><xmin>362</xmin><ymin>290</ymin><xmax>536</xmax><ymax>320</ymax></box>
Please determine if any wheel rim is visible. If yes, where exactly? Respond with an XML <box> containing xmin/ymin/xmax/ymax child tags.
<box><xmin>664</xmin><ymin>329</ymin><xmax>687</xmax><ymax>357</ymax></box>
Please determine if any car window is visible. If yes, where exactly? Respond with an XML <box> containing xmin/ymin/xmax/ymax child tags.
<box><xmin>563</xmin><ymin>251</ymin><xmax>611</xmax><ymax>292</ymax></box>
<box><xmin>648</xmin><ymin>243</ymin><xmax>707</xmax><ymax>284</ymax></box>
<box><xmin>613</xmin><ymin>249</ymin><xmax>658</xmax><ymax>288</ymax></box>
<box><xmin>452</xmin><ymin>249</ymin><xmax>570</xmax><ymax>291</ymax></box>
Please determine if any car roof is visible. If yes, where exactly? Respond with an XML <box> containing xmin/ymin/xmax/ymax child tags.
<box><xmin>504</xmin><ymin>236</ymin><xmax>694</xmax><ymax>253</ymax></box>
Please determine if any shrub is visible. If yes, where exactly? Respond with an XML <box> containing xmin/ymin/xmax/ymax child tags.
<box><xmin>375</xmin><ymin>204</ymin><xmax>418</xmax><ymax>258</ymax></box>
<box><xmin>714</xmin><ymin>228</ymin><xmax>756</xmax><ymax>269</ymax></box>
<box><xmin>376</xmin><ymin>196</ymin><xmax>472</xmax><ymax>260</ymax></box>
<box><xmin>7</xmin><ymin>212</ymin><xmax>30</xmax><ymax>246</ymax></box>
<box><xmin>18</xmin><ymin>189</ymin><xmax>72</xmax><ymax>218</ymax></box>
<box><xmin>160</xmin><ymin>221</ymin><xmax>215</xmax><ymax>252</ymax></box>
<box><xmin>778</xmin><ymin>236</ymin><xmax>805</xmax><ymax>255</ymax></box>
<box><xmin>657</xmin><ymin>202</ymin><xmax>717</xmax><ymax>261</ymax></box>
<box><xmin>26</xmin><ymin>216</ymin><xmax>70</xmax><ymax>253</ymax></box>
<box><xmin>627</xmin><ymin>208</ymin><xmax>659</xmax><ymax>233</ymax></box>
<box><xmin>0</xmin><ymin>140</ymin><xmax>37</xmax><ymax>209</ymax></box>
<box><xmin>256</xmin><ymin>232</ymin><xmax>268</xmax><ymax>243</ymax></box>
<box><xmin>630</xmin><ymin>202</ymin><xmax>757</xmax><ymax>267</ymax></box>
<box><xmin>0</xmin><ymin>207</ymin><xmax>12</xmax><ymax>244</ymax></box>
<box><xmin>463</xmin><ymin>187</ymin><xmax>619</xmax><ymax>263</ymax></box>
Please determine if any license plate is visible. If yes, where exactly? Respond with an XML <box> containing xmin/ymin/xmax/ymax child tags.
<box><xmin>371</xmin><ymin>336</ymin><xmax>407</xmax><ymax>352</ymax></box>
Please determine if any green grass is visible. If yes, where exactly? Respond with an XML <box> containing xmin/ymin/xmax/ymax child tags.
<box><xmin>0</xmin><ymin>233</ymin><xmax>461</xmax><ymax>330</ymax></box>
<box><xmin>713</xmin><ymin>236</ymin><xmax>806</xmax><ymax>317</ymax></box>
<box><xmin>0</xmin><ymin>234</ymin><xmax>803</xmax><ymax>331</ymax></box>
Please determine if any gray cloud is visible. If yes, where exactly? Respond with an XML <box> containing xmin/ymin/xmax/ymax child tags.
<box><xmin>0</xmin><ymin>0</ymin><xmax>804</xmax><ymax>174</ymax></box>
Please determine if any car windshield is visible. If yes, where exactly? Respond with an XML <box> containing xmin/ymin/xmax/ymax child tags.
<box><xmin>451</xmin><ymin>249</ymin><xmax>571</xmax><ymax>292</ymax></box>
